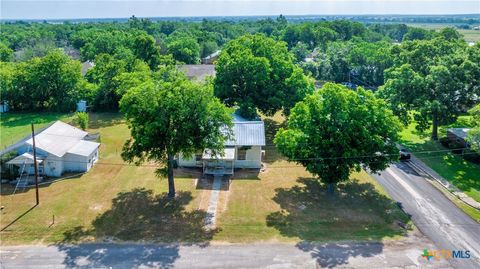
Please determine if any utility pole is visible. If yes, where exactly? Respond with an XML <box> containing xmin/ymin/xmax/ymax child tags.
<box><xmin>31</xmin><ymin>123</ymin><xmax>39</xmax><ymax>205</ymax></box>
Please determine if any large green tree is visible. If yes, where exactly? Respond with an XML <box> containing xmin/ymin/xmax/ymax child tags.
<box><xmin>379</xmin><ymin>38</ymin><xmax>480</xmax><ymax>140</ymax></box>
<box><xmin>467</xmin><ymin>104</ymin><xmax>480</xmax><ymax>152</ymax></box>
<box><xmin>4</xmin><ymin>50</ymin><xmax>87</xmax><ymax>111</ymax></box>
<box><xmin>0</xmin><ymin>43</ymin><xmax>13</xmax><ymax>62</ymax></box>
<box><xmin>132</xmin><ymin>33</ymin><xmax>161</xmax><ymax>70</ymax></box>
<box><xmin>274</xmin><ymin>83</ymin><xmax>401</xmax><ymax>194</ymax></box>
<box><xmin>214</xmin><ymin>34</ymin><xmax>314</xmax><ymax>119</ymax></box>
<box><xmin>166</xmin><ymin>35</ymin><xmax>200</xmax><ymax>64</ymax></box>
<box><xmin>120</xmin><ymin>67</ymin><xmax>233</xmax><ymax>198</ymax></box>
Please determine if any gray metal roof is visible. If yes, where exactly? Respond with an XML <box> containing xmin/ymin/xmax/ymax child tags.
<box><xmin>26</xmin><ymin>121</ymin><xmax>89</xmax><ymax>157</ymax></box>
<box><xmin>225</xmin><ymin>114</ymin><xmax>265</xmax><ymax>146</ymax></box>
<box><xmin>6</xmin><ymin>153</ymin><xmax>43</xmax><ymax>165</ymax></box>
<box><xmin>447</xmin><ymin>128</ymin><xmax>471</xmax><ymax>140</ymax></box>
<box><xmin>67</xmin><ymin>140</ymin><xmax>100</xmax><ymax>157</ymax></box>
<box><xmin>179</xmin><ymin>64</ymin><xmax>216</xmax><ymax>81</ymax></box>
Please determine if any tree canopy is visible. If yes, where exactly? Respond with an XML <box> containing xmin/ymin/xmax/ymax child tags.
<box><xmin>274</xmin><ymin>83</ymin><xmax>401</xmax><ymax>193</ymax></box>
<box><xmin>214</xmin><ymin>34</ymin><xmax>314</xmax><ymax>119</ymax></box>
<box><xmin>120</xmin><ymin>66</ymin><xmax>233</xmax><ymax>198</ymax></box>
<box><xmin>378</xmin><ymin>38</ymin><xmax>480</xmax><ymax>140</ymax></box>
<box><xmin>2</xmin><ymin>50</ymin><xmax>89</xmax><ymax>111</ymax></box>
<box><xmin>467</xmin><ymin>104</ymin><xmax>480</xmax><ymax>152</ymax></box>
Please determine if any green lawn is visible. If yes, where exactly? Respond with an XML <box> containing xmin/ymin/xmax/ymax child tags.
<box><xmin>0</xmin><ymin>112</ymin><xmax>75</xmax><ymax>149</ymax></box>
<box><xmin>400</xmin><ymin>120</ymin><xmax>480</xmax><ymax>205</ymax></box>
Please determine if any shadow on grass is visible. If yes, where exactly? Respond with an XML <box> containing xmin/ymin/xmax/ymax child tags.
<box><xmin>0</xmin><ymin>204</ymin><xmax>37</xmax><ymax>232</ymax></box>
<box><xmin>56</xmin><ymin>188</ymin><xmax>215</xmax><ymax>268</ymax></box>
<box><xmin>61</xmin><ymin>188</ymin><xmax>217</xmax><ymax>244</ymax></box>
<box><xmin>87</xmin><ymin>113</ymin><xmax>124</xmax><ymax>129</ymax></box>
<box><xmin>266</xmin><ymin>178</ymin><xmax>410</xmax><ymax>267</ymax></box>
<box><xmin>0</xmin><ymin>112</ymin><xmax>72</xmax><ymax>128</ymax></box>
<box><xmin>263</xmin><ymin>118</ymin><xmax>287</xmax><ymax>164</ymax></box>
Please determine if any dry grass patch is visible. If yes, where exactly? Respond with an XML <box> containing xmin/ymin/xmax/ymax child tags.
<box><xmin>0</xmin><ymin>113</ymin><xmax>205</xmax><ymax>245</ymax></box>
<box><xmin>214</xmin><ymin>112</ymin><xmax>410</xmax><ymax>242</ymax></box>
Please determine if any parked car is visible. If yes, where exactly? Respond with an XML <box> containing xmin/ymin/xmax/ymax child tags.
<box><xmin>399</xmin><ymin>149</ymin><xmax>411</xmax><ymax>161</ymax></box>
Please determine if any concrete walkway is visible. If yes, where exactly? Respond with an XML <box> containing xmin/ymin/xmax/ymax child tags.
<box><xmin>204</xmin><ymin>175</ymin><xmax>223</xmax><ymax>229</ymax></box>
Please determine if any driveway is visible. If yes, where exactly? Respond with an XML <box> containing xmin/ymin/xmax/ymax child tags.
<box><xmin>371</xmin><ymin>162</ymin><xmax>480</xmax><ymax>269</ymax></box>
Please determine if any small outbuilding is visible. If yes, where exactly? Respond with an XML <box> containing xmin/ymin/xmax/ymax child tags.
<box><xmin>7</xmin><ymin>121</ymin><xmax>100</xmax><ymax>178</ymax></box>
<box><xmin>446</xmin><ymin>128</ymin><xmax>472</xmax><ymax>148</ymax></box>
<box><xmin>201</xmin><ymin>50</ymin><xmax>221</xmax><ymax>64</ymax></box>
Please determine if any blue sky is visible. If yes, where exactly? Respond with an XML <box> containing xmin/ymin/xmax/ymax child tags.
<box><xmin>2</xmin><ymin>1</ymin><xmax>479</xmax><ymax>20</ymax></box>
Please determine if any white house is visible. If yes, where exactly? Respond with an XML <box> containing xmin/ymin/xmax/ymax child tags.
<box><xmin>177</xmin><ymin>113</ymin><xmax>265</xmax><ymax>175</ymax></box>
<box><xmin>7</xmin><ymin>121</ymin><xmax>100</xmax><ymax>177</ymax></box>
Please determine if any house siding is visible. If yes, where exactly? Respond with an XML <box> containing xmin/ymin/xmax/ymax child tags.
<box><xmin>178</xmin><ymin>146</ymin><xmax>263</xmax><ymax>169</ymax></box>
<box><xmin>234</xmin><ymin>146</ymin><xmax>262</xmax><ymax>169</ymax></box>
<box><xmin>178</xmin><ymin>153</ymin><xmax>202</xmax><ymax>167</ymax></box>
<box><xmin>63</xmin><ymin>153</ymin><xmax>88</xmax><ymax>172</ymax></box>
<box><xmin>44</xmin><ymin>155</ymin><xmax>64</xmax><ymax>177</ymax></box>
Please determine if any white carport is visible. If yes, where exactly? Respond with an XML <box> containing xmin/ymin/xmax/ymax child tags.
<box><xmin>6</xmin><ymin>153</ymin><xmax>45</xmax><ymax>178</ymax></box>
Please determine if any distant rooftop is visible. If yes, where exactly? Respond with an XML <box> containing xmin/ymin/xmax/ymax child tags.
<box><xmin>179</xmin><ymin>64</ymin><xmax>215</xmax><ymax>81</ymax></box>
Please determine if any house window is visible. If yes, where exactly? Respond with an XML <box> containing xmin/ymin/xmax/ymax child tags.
<box><xmin>237</xmin><ymin>146</ymin><xmax>251</xmax><ymax>160</ymax></box>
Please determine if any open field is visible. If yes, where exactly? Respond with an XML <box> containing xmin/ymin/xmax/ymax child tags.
<box><xmin>1</xmin><ymin>112</ymin><xmax>410</xmax><ymax>245</ymax></box>
<box><xmin>407</xmin><ymin>23</ymin><xmax>480</xmax><ymax>42</ymax></box>
<box><xmin>399</xmin><ymin>117</ymin><xmax>480</xmax><ymax>206</ymax></box>
<box><xmin>0</xmin><ymin>112</ymin><xmax>75</xmax><ymax>149</ymax></box>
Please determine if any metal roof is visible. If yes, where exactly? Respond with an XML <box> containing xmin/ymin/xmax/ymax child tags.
<box><xmin>447</xmin><ymin>128</ymin><xmax>471</xmax><ymax>140</ymax></box>
<box><xmin>67</xmin><ymin>140</ymin><xmax>100</xmax><ymax>157</ymax></box>
<box><xmin>225</xmin><ymin>114</ymin><xmax>265</xmax><ymax>146</ymax></box>
<box><xmin>6</xmin><ymin>153</ymin><xmax>43</xmax><ymax>165</ymax></box>
<box><xmin>178</xmin><ymin>64</ymin><xmax>216</xmax><ymax>81</ymax></box>
<box><xmin>26</xmin><ymin>121</ymin><xmax>89</xmax><ymax>157</ymax></box>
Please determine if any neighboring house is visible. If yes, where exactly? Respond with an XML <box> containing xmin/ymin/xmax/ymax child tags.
<box><xmin>303</xmin><ymin>49</ymin><xmax>319</xmax><ymax>63</ymax></box>
<box><xmin>177</xmin><ymin>113</ymin><xmax>265</xmax><ymax>175</ymax></box>
<box><xmin>81</xmin><ymin>61</ymin><xmax>95</xmax><ymax>76</ymax></box>
<box><xmin>178</xmin><ymin>64</ymin><xmax>216</xmax><ymax>81</ymax></box>
<box><xmin>447</xmin><ymin>128</ymin><xmax>472</xmax><ymax>148</ymax></box>
<box><xmin>7</xmin><ymin>121</ymin><xmax>100</xmax><ymax>177</ymax></box>
<box><xmin>201</xmin><ymin>50</ymin><xmax>221</xmax><ymax>64</ymax></box>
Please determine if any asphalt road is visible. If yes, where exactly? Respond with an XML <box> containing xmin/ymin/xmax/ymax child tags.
<box><xmin>0</xmin><ymin>239</ymin><xmax>449</xmax><ymax>269</ymax></box>
<box><xmin>371</xmin><ymin>162</ymin><xmax>480</xmax><ymax>269</ymax></box>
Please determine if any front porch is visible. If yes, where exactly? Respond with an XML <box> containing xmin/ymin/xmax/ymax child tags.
<box><xmin>202</xmin><ymin>148</ymin><xmax>235</xmax><ymax>175</ymax></box>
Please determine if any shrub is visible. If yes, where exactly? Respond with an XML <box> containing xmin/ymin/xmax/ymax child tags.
<box><xmin>448</xmin><ymin>141</ymin><xmax>464</xmax><ymax>154</ymax></box>
<box><xmin>439</xmin><ymin>137</ymin><xmax>450</xmax><ymax>148</ymax></box>
<box><xmin>75</xmin><ymin>112</ymin><xmax>89</xmax><ymax>130</ymax></box>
